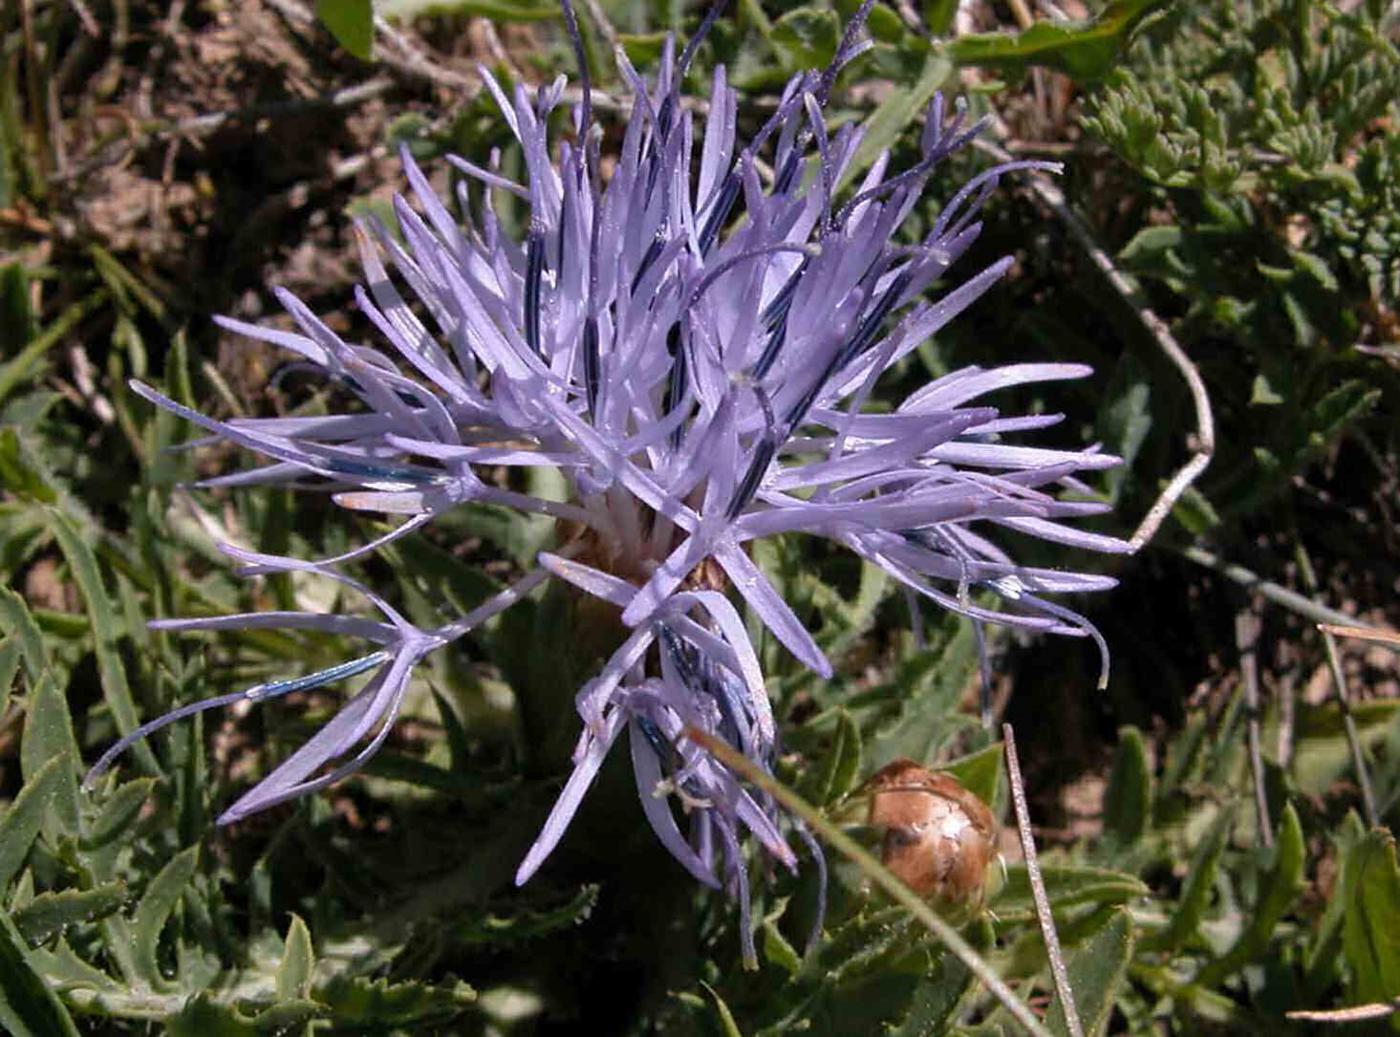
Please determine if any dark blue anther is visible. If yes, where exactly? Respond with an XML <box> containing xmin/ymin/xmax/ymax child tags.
<box><xmin>630</xmin><ymin>234</ymin><xmax>666</xmax><ymax>297</ymax></box>
<box><xmin>582</xmin><ymin>315</ymin><xmax>601</xmax><ymax>418</ymax></box>
<box><xmin>698</xmin><ymin>170</ymin><xmax>741</xmax><ymax>255</ymax></box>
<box><xmin>524</xmin><ymin>231</ymin><xmax>545</xmax><ymax>358</ymax></box>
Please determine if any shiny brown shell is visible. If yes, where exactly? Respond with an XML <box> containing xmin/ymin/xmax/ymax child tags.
<box><xmin>864</xmin><ymin>758</ymin><xmax>998</xmax><ymax>911</ymax></box>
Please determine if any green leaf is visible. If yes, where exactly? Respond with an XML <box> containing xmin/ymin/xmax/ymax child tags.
<box><xmin>378</xmin><ymin>0</ymin><xmax>559</xmax><ymax>20</ymax></box>
<box><xmin>942</xmin><ymin>741</ymin><xmax>1003</xmax><ymax>809</ymax></box>
<box><xmin>19</xmin><ymin>671</ymin><xmax>81</xmax><ymax>839</ymax></box>
<box><xmin>315</xmin><ymin>0</ymin><xmax>374</xmax><ymax>60</ymax></box>
<box><xmin>0</xmin><ymin>292</ymin><xmax>106</xmax><ymax>408</ymax></box>
<box><xmin>817</xmin><ymin>709</ymin><xmax>863</xmax><ymax>805</ymax></box>
<box><xmin>0</xmin><ymin>264</ymin><xmax>34</xmax><ymax>353</ymax></box>
<box><xmin>701</xmin><ymin>981</ymin><xmax>745</xmax><ymax>1037</ymax></box>
<box><xmin>1047</xmin><ymin>908</ymin><xmax>1134</xmax><ymax>1037</ymax></box>
<box><xmin>167</xmin><ymin>992</ymin><xmax>325</xmax><ymax>1036</ymax></box>
<box><xmin>1196</xmin><ymin>803</ymin><xmax>1305</xmax><ymax>987</ymax></box>
<box><xmin>1141</xmin><ymin>805</ymin><xmax>1232</xmax><ymax>953</ymax></box>
<box><xmin>0</xmin><ymin>756</ymin><xmax>70</xmax><ymax>891</ymax></box>
<box><xmin>0</xmin><ymin>637</ymin><xmax>19</xmax><ymax>721</ymax></box>
<box><xmin>0</xmin><ymin>912</ymin><xmax>80</xmax><ymax>1037</ymax></box>
<box><xmin>50</xmin><ymin>508</ymin><xmax>161</xmax><ymax>775</ymax></box>
<box><xmin>80</xmin><ymin>777</ymin><xmax>156</xmax><ymax>852</ymax></box>
<box><xmin>923</xmin><ymin>0</ymin><xmax>958</xmax><ymax>35</ymax></box>
<box><xmin>841</xmin><ymin>51</ymin><xmax>952</xmax><ymax>189</ymax></box>
<box><xmin>1103</xmin><ymin>726</ymin><xmax>1151</xmax><ymax>846</ymax></box>
<box><xmin>11</xmin><ymin>883</ymin><xmax>128</xmax><ymax>946</ymax></box>
<box><xmin>1342</xmin><ymin>829</ymin><xmax>1400</xmax><ymax>1008</ymax></box>
<box><xmin>990</xmin><ymin>865</ymin><xmax>1148</xmax><ymax>923</ymax></box>
<box><xmin>276</xmin><ymin>915</ymin><xmax>315</xmax><ymax>1001</ymax></box>
<box><xmin>770</xmin><ymin>7</ymin><xmax>841</xmax><ymax>73</ymax></box>
<box><xmin>0</xmin><ymin>586</ymin><xmax>47</xmax><ymax>682</ymax></box>
<box><xmin>132</xmin><ymin>845</ymin><xmax>200</xmax><ymax>988</ymax></box>
<box><xmin>948</xmin><ymin>0</ymin><xmax>1168</xmax><ymax>81</ymax></box>
<box><xmin>315</xmin><ymin>975</ymin><xmax>476</xmax><ymax>1027</ymax></box>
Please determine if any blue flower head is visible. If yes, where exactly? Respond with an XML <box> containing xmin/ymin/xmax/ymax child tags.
<box><xmin>91</xmin><ymin>0</ymin><xmax>1127</xmax><ymax>958</ymax></box>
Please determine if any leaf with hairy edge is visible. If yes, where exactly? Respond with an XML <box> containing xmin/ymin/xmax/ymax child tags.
<box><xmin>1048</xmin><ymin>908</ymin><xmax>1135</xmax><ymax>1037</ymax></box>
<box><xmin>0</xmin><ymin>757</ymin><xmax>69</xmax><ymax>891</ymax></box>
<box><xmin>1196</xmin><ymin>803</ymin><xmax>1305</xmax><ymax>987</ymax></box>
<box><xmin>131</xmin><ymin>845</ymin><xmax>199</xmax><ymax>989</ymax></box>
<box><xmin>943</xmin><ymin>741</ymin><xmax>1003</xmax><ymax>810</ymax></box>
<box><xmin>315</xmin><ymin>975</ymin><xmax>476</xmax><ymax>1027</ymax></box>
<box><xmin>11</xmin><ymin>884</ymin><xmax>129</xmax><ymax>946</ymax></box>
<box><xmin>0</xmin><ymin>638</ymin><xmax>19</xmax><ymax>723</ymax></box>
<box><xmin>0</xmin><ymin>586</ymin><xmax>46</xmax><ymax>682</ymax></box>
<box><xmin>0</xmin><ymin>911</ymin><xmax>80</xmax><ymax>1037</ymax></box>
<box><xmin>50</xmin><ymin>508</ymin><xmax>161</xmax><ymax>776</ymax></box>
<box><xmin>277</xmin><ymin>915</ymin><xmax>315</xmax><ymax>1001</ymax></box>
<box><xmin>1141</xmin><ymin>805</ymin><xmax>1232</xmax><ymax>954</ymax></box>
<box><xmin>840</xmin><ymin>52</ymin><xmax>952</xmax><ymax>189</ymax></box>
<box><xmin>166</xmin><ymin>992</ymin><xmax>326</xmax><ymax>1036</ymax></box>
<box><xmin>1342</xmin><ymin>829</ymin><xmax>1400</xmax><ymax>1012</ymax></box>
<box><xmin>19</xmin><ymin>671</ymin><xmax>81</xmax><ymax>840</ymax></box>
<box><xmin>1104</xmin><ymin>726</ymin><xmax>1152</xmax><ymax>846</ymax></box>
<box><xmin>948</xmin><ymin>0</ymin><xmax>1169</xmax><ymax>81</ymax></box>
<box><xmin>817</xmin><ymin>709</ymin><xmax>862</xmax><ymax>805</ymax></box>
<box><xmin>990</xmin><ymin>865</ymin><xmax>1147</xmax><ymax>923</ymax></box>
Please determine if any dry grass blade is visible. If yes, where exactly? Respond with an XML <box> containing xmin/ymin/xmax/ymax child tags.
<box><xmin>1286</xmin><ymin>998</ymin><xmax>1400</xmax><ymax>1023</ymax></box>
<box><xmin>1235</xmin><ymin>609</ymin><xmax>1273</xmax><ymax>849</ymax></box>
<box><xmin>1003</xmin><ymin>724</ymin><xmax>1083</xmax><ymax>1037</ymax></box>
<box><xmin>1317</xmin><ymin>623</ymin><xmax>1400</xmax><ymax>649</ymax></box>
<box><xmin>682</xmin><ymin>727</ymin><xmax>1053</xmax><ymax>1037</ymax></box>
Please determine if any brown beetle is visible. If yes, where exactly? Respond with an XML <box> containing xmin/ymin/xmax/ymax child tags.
<box><xmin>864</xmin><ymin>758</ymin><xmax>999</xmax><ymax>913</ymax></box>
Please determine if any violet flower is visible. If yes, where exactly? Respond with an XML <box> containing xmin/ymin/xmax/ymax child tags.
<box><xmin>94</xmin><ymin>0</ymin><xmax>1127</xmax><ymax>950</ymax></box>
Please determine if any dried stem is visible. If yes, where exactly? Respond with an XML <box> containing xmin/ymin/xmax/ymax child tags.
<box><xmin>1002</xmin><ymin>723</ymin><xmax>1083</xmax><ymax>1037</ymax></box>
<box><xmin>1234</xmin><ymin>608</ymin><xmax>1272</xmax><ymax>848</ymax></box>
<box><xmin>1318</xmin><ymin>623</ymin><xmax>1400</xmax><ymax>649</ymax></box>
<box><xmin>1287</xmin><ymin>999</ymin><xmax>1400</xmax><ymax>1023</ymax></box>
<box><xmin>1181</xmin><ymin>546</ymin><xmax>1388</xmax><ymax>633</ymax></box>
<box><xmin>1320</xmin><ymin>627</ymin><xmax>1380</xmax><ymax>826</ymax></box>
<box><xmin>973</xmin><ymin>138</ymin><xmax>1215</xmax><ymax>553</ymax></box>
<box><xmin>685</xmin><ymin>727</ymin><xmax>1053</xmax><ymax>1037</ymax></box>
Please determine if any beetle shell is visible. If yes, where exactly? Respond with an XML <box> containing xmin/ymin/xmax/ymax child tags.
<box><xmin>864</xmin><ymin>758</ymin><xmax>998</xmax><ymax>911</ymax></box>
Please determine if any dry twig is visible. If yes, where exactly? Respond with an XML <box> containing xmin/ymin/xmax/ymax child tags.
<box><xmin>1234</xmin><ymin>608</ymin><xmax>1272</xmax><ymax>847</ymax></box>
<box><xmin>973</xmin><ymin>137</ymin><xmax>1215</xmax><ymax>554</ymax></box>
<box><xmin>1003</xmin><ymin>724</ymin><xmax>1083</xmax><ymax>1037</ymax></box>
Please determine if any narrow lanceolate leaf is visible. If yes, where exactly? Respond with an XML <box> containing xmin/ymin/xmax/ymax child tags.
<box><xmin>276</xmin><ymin>915</ymin><xmax>316</xmax><ymax>1001</ymax></box>
<box><xmin>80</xmin><ymin>777</ymin><xmax>157</xmax><ymax>852</ymax></box>
<box><xmin>1048</xmin><ymin>908</ymin><xmax>1135</xmax><ymax>1037</ymax></box>
<box><xmin>131</xmin><ymin>845</ymin><xmax>200</xmax><ymax>989</ymax></box>
<box><xmin>19</xmin><ymin>671</ymin><xmax>82</xmax><ymax>839</ymax></box>
<box><xmin>990</xmin><ymin>865</ymin><xmax>1148</xmax><ymax>924</ymax></box>
<box><xmin>817</xmin><ymin>709</ymin><xmax>862</xmax><ymax>805</ymax></box>
<box><xmin>1196</xmin><ymin>803</ymin><xmax>1305</xmax><ymax>987</ymax></box>
<box><xmin>0</xmin><ymin>586</ymin><xmax>47</xmax><ymax>682</ymax></box>
<box><xmin>0</xmin><ymin>756</ymin><xmax>70</xmax><ymax>891</ymax></box>
<box><xmin>1341</xmin><ymin>829</ymin><xmax>1400</xmax><ymax>1008</ymax></box>
<box><xmin>1103</xmin><ymin>726</ymin><xmax>1152</xmax><ymax>846</ymax></box>
<box><xmin>0</xmin><ymin>638</ymin><xmax>20</xmax><ymax>723</ymax></box>
<box><xmin>11</xmin><ymin>884</ymin><xmax>129</xmax><ymax>946</ymax></box>
<box><xmin>0</xmin><ymin>911</ymin><xmax>81</xmax><ymax>1037</ymax></box>
<box><xmin>49</xmin><ymin>508</ymin><xmax>161</xmax><ymax>776</ymax></box>
<box><xmin>1141</xmin><ymin>805</ymin><xmax>1233</xmax><ymax>954</ymax></box>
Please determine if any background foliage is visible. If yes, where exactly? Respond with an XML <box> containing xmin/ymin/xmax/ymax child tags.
<box><xmin>1</xmin><ymin>0</ymin><xmax>1398</xmax><ymax>1032</ymax></box>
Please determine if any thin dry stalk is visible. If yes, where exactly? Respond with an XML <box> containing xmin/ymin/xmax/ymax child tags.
<box><xmin>972</xmin><ymin>137</ymin><xmax>1215</xmax><ymax>554</ymax></box>
<box><xmin>1234</xmin><ymin>608</ymin><xmax>1272</xmax><ymax>848</ymax></box>
<box><xmin>1287</xmin><ymin>998</ymin><xmax>1400</xmax><ymax>1023</ymax></box>
<box><xmin>1002</xmin><ymin>724</ymin><xmax>1083</xmax><ymax>1037</ymax></box>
